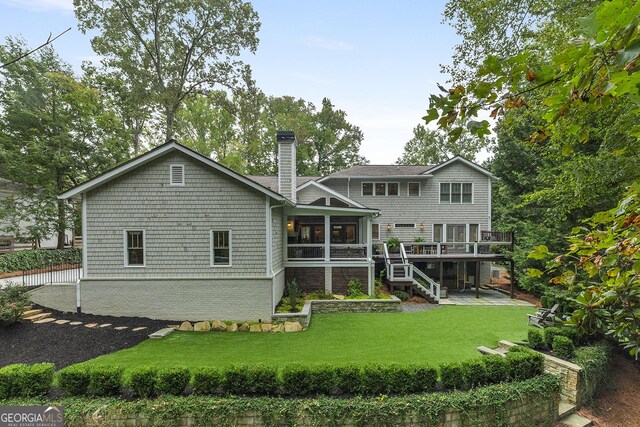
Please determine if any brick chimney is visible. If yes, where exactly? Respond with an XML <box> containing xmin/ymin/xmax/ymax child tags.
<box><xmin>277</xmin><ymin>131</ymin><xmax>297</xmax><ymax>204</ymax></box>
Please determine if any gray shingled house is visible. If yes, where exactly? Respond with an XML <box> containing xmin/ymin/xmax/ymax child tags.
<box><xmin>36</xmin><ymin>131</ymin><xmax>511</xmax><ymax>321</ymax></box>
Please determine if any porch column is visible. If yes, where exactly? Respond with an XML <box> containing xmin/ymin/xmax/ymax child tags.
<box><xmin>367</xmin><ymin>217</ymin><xmax>373</xmax><ymax>295</ymax></box>
<box><xmin>324</xmin><ymin>215</ymin><xmax>330</xmax><ymax>261</ymax></box>
<box><xmin>475</xmin><ymin>261</ymin><xmax>480</xmax><ymax>298</ymax></box>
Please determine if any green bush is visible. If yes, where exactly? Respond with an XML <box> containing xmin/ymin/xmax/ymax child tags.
<box><xmin>386</xmin><ymin>237</ymin><xmax>400</xmax><ymax>252</ymax></box>
<box><xmin>528</xmin><ymin>329</ymin><xmax>545</xmax><ymax>350</ymax></box>
<box><xmin>347</xmin><ymin>279</ymin><xmax>365</xmax><ymax>297</ymax></box>
<box><xmin>506</xmin><ymin>348</ymin><xmax>545</xmax><ymax>381</ymax></box>
<box><xmin>392</xmin><ymin>290</ymin><xmax>409</xmax><ymax>301</ymax></box>
<box><xmin>0</xmin><ymin>286</ymin><xmax>31</xmax><ymax>325</ymax></box>
<box><xmin>557</xmin><ymin>327</ymin><xmax>585</xmax><ymax>346</ymax></box>
<box><xmin>249</xmin><ymin>364</ymin><xmax>279</xmax><ymax>395</ymax></box>
<box><xmin>0</xmin><ymin>364</ymin><xmax>26</xmax><ymax>398</ymax></box>
<box><xmin>56</xmin><ymin>365</ymin><xmax>90</xmax><ymax>396</ymax></box>
<box><xmin>334</xmin><ymin>364</ymin><xmax>363</xmax><ymax>395</ymax></box>
<box><xmin>383</xmin><ymin>364</ymin><xmax>414</xmax><ymax>394</ymax></box>
<box><xmin>307</xmin><ymin>364</ymin><xmax>336</xmax><ymax>395</ymax></box>
<box><xmin>222</xmin><ymin>364</ymin><xmax>252</xmax><ymax>395</ymax></box>
<box><xmin>286</xmin><ymin>279</ymin><xmax>300</xmax><ymax>313</ymax></box>
<box><xmin>87</xmin><ymin>366</ymin><xmax>123</xmax><ymax>397</ymax></box>
<box><xmin>552</xmin><ymin>335</ymin><xmax>575</xmax><ymax>359</ymax></box>
<box><xmin>360</xmin><ymin>364</ymin><xmax>387</xmax><ymax>395</ymax></box>
<box><xmin>281</xmin><ymin>364</ymin><xmax>310</xmax><ymax>396</ymax></box>
<box><xmin>574</xmin><ymin>342</ymin><xmax>612</xmax><ymax>403</ymax></box>
<box><xmin>0</xmin><ymin>248</ymin><xmax>82</xmax><ymax>273</ymax></box>
<box><xmin>461</xmin><ymin>359</ymin><xmax>488</xmax><ymax>388</ymax></box>
<box><xmin>304</xmin><ymin>291</ymin><xmax>334</xmax><ymax>300</ymax></box>
<box><xmin>126</xmin><ymin>366</ymin><xmax>158</xmax><ymax>398</ymax></box>
<box><xmin>0</xmin><ymin>363</ymin><xmax>53</xmax><ymax>398</ymax></box>
<box><xmin>483</xmin><ymin>354</ymin><xmax>509</xmax><ymax>384</ymax></box>
<box><xmin>543</xmin><ymin>327</ymin><xmax>563</xmax><ymax>348</ymax></box>
<box><xmin>409</xmin><ymin>365</ymin><xmax>438</xmax><ymax>393</ymax></box>
<box><xmin>439</xmin><ymin>362</ymin><xmax>466</xmax><ymax>390</ymax></box>
<box><xmin>191</xmin><ymin>367</ymin><xmax>223</xmax><ymax>396</ymax></box>
<box><xmin>156</xmin><ymin>367</ymin><xmax>190</xmax><ymax>396</ymax></box>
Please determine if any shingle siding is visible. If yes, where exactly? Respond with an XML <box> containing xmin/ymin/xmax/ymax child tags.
<box><xmin>85</xmin><ymin>151</ymin><xmax>267</xmax><ymax>278</ymax></box>
<box><xmin>271</xmin><ymin>206</ymin><xmax>283</xmax><ymax>271</ymax></box>
<box><xmin>297</xmin><ymin>185</ymin><xmax>332</xmax><ymax>205</ymax></box>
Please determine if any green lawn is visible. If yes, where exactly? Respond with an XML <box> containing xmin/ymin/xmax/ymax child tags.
<box><xmin>82</xmin><ymin>306</ymin><xmax>535</xmax><ymax>369</ymax></box>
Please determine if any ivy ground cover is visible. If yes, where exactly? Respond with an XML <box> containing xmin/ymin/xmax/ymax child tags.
<box><xmin>81</xmin><ymin>306</ymin><xmax>534</xmax><ymax>369</ymax></box>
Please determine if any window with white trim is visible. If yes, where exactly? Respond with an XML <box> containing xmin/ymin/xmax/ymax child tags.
<box><xmin>362</xmin><ymin>182</ymin><xmax>373</xmax><ymax>196</ymax></box>
<box><xmin>408</xmin><ymin>182</ymin><xmax>420</xmax><ymax>196</ymax></box>
<box><xmin>170</xmin><ymin>164</ymin><xmax>185</xmax><ymax>186</ymax></box>
<box><xmin>211</xmin><ymin>230</ymin><xmax>231</xmax><ymax>266</ymax></box>
<box><xmin>362</xmin><ymin>182</ymin><xmax>400</xmax><ymax>196</ymax></box>
<box><xmin>440</xmin><ymin>182</ymin><xmax>473</xmax><ymax>203</ymax></box>
<box><xmin>387</xmin><ymin>182</ymin><xmax>399</xmax><ymax>196</ymax></box>
<box><xmin>372</xmin><ymin>223</ymin><xmax>380</xmax><ymax>240</ymax></box>
<box><xmin>125</xmin><ymin>230</ymin><xmax>145</xmax><ymax>266</ymax></box>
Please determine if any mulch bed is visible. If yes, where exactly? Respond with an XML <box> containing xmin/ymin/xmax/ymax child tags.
<box><xmin>0</xmin><ymin>306</ymin><xmax>170</xmax><ymax>369</ymax></box>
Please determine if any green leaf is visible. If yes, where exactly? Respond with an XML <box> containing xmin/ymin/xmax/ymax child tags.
<box><xmin>526</xmin><ymin>268</ymin><xmax>544</xmax><ymax>278</ymax></box>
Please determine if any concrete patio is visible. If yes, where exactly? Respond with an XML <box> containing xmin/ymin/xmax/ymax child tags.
<box><xmin>439</xmin><ymin>288</ymin><xmax>534</xmax><ymax>306</ymax></box>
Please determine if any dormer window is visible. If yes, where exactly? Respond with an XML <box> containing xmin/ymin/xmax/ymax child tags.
<box><xmin>170</xmin><ymin>164</ymin><xmax>185</xmax><ymax>186</ymax></box>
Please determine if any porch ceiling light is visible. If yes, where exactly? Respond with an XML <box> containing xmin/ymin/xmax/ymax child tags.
<box><xmin>386</xmin><ymin>223</ymin><xmax>392</xmax><ymax>231</ymax></box>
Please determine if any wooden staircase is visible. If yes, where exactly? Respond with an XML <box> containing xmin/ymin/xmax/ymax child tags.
<box><xmin>383</xmin><ymin>243</ymin><xmax>441</xmax><ymax>302</ymax></box>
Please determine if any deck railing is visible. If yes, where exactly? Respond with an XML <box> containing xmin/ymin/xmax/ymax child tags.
<box><xmin>287</xmin><ymin>244</ymin><xmax>368</xmax><ymax>261</ymax></box>
<box><xmin>329</xmin><ymin>244</ymin><xmax>368</xmax><ymax>260</ymax></box>
<box><xmin>402</xmin><ymin>241</ymin><xmax>512</xmax><ymax>257</ymax></box>
<box><xmin>287</xmin><ymin>244</ymin><xmax>325</xmax><ymax>260</ymax></box>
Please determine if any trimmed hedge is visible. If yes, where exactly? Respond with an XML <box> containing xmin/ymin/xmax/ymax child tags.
<box><xmin>126</xmin><ymin>367</ymin><xmax>158</xmax><ymax>398</ymax></box>
<box><xmin>573</xmin><ymin>342</ymin><xmax>612</xmax><ymax>404</ymax></box>
<box><xmin>56</xmin><ymin>366</ymin><xmax>90</xmax><ymax>396</ymax></box>
<box><xmin>191</xmin><ymin>367</ymin><xmax>223</xmax><ymax>396</ymax></box>
<box><xmin>552</xmin><ymin>335</ymin><xmax>575</xmax><ymax>359</ymax></box>
<box><xmin>0</xmin><ymin>363</ymin><xmax>54</xmax><ymax>398</ymax></box>
<box><xmin>506</xmin><ymin>347</ymin><xmax>545</xmax><ymax>381</ymax></box>
<box><xmin>156</xmin><ymin>367</ymin><xmax>190</xmax><ymax>396</ymax></box>
<box><xmin>527</xmin><ymin>329</ymin><xmax>545</xmax><ymax>350</ymax></box>
<box><xmin>0</xmin><ymin>248</ymin><xmax>82</xmax><ymax>273</ymax></box>
<box><xmin>87</xmin><ymin>366</ymin><xmax>124</xmax><ymax>397</ymax></box>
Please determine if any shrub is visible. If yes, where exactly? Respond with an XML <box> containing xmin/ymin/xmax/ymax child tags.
<box><xmin>461</xmin><ymin>359</ymin><xmax>488</xmax><ymax>388</ymax></box>
<box><xmin>307</xmin><ymin>364</ymin><xmax>336</xmax><ymax>395</ymax></box>
<box><xmin>392</xmin><ymin>290</ymin><xmax>409</xmax><ymax>301</ymax></box>
<box><xmin>281</xmin><ymin>364</ymin><xmax>310</xmax><ymax>396</ymax></box>
<box><xmin>557</xmin><ymin>327</ymin><xmax>585</xmax><ymax>346</ymax></box>
<box><xmin>528</xmin><ymin>329</ymin><xmax>545</xmax><ymax>350</ymax></box>
<box><xmin>305</xmin><ymin>291</ymin><xmax>334</xmax><ymax>300</ymax></box>
<box><xmin>552</xmin><ymin>335</ymin><xmax>575</xmax><ymax>359</ymax></box>
<box><xmin>347</xmin><ymin>279</ymin><xmax>365</xmax><ymax>297</ymax></box>
<box><xmin>483</xmin><ymin>354</ymin><xmax>509</xmax><ymax>384</ymax></box>
<box><xmin>222</xmin><ymin>364</ymin><xmax>252</xmax><ymax>395</ymax></box>
<box><xmin>439</xmin><ymin>362</ymin><xmax>466</xmax><ymax>390</ymax></box>
<box><xmin>0</xmin><ymin>363</ymin><xmax>54</xmax><ymax>398</ymax></box>
<box><xmin>286</xmin><ymin>279</ymin><xmax>300</xmax><ymax>313</ymax></box>
<box><xmin>543</xmin><ymin>327</ymin><xmax>563</xmax><ymax>348</ymax></box>
<box><xmin>191</xmin><ymin>367</ymin><xmax>223</xmax><ymax>396</ymax></box>
<box><xmin>156</xmin><ymin>367</ymin><xmax>189</xmax><ymax>396</ymax></box>
<box><xmin>249</xmin><ymin>364</ymin><xmax>279</xmax><ymax>395</ymax></box>
<box><xmin>506</xmin><ymin>348</ymin><xmax>545</xmax><ymax>381</ymax></box>
<box><xmin>360</xmin><ymin>364</ymin><xmax>387</xmax><ymax>395</ymax></box>
<box><xmin>87</xmin><ymin>366</ymin><xmax>124</xmax><ymax>397</ymax></box>
<box><xmin>126</xmin><ymin>366</ymin><xmax>158</xmax><ymax>398</ymax></box>
<box><xmin>0</xmin><ymin>286</ymin><xmax>30</xmax><ymax>325</ymax></box>
<box><xmin>56</xmin><ymin>365</ymin><xmax>90</xmax><ymax>396</ymax></box>
<box><xmin>574</xmin><ymin>342</ymin><xmax>612</xmax><ymax>403</ymax></box>
<box><xmin>383</xmin><ymin>364</ymin><xmax>414</xmax><ymax>394</ymax></box>
<box><xmin>386</xmin><ymin>237</ymin><xmax>400</xmax><ymax>252</ymax></box>
<box><xmin>0</xmin><ymin>364</ymin><xmax>26</xmax><ymax>399</ymax></box>
<box><xmin>334</xmin><ymin>364</ymin><xmax>363</xmax><ymax>395</ymax></box>
<box><xmin>409</xmin><ymin>365</ymin><xmax>438</xmax><ymax>393</ymax></box>
<box><xmin>0</xmin><ymin>248</ymin><xmax>82</xmax><ymax>273</ymax></box>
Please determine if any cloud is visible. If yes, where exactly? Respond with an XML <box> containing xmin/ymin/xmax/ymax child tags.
<box><xmin>300</xmin><ymin>36</ymin><xmax>354</xmax><ymax>51</ymax></box>
<box><xmin>3</xmin><ymin>0</ymin><xmax>73</xmax><ymax>12</ymax></box>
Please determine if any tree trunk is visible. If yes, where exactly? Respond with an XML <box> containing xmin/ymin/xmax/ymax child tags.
<box><xmin>56</xmin><ymin>198</ymin><xmax>66</xmax><ymax>249</ymax></box>
<box><xmin>165</xmin><ymin>108</ymin><xmax>175</xmax><ymax>142</ymax></box>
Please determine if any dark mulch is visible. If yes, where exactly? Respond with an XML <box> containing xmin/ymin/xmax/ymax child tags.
<box><xmin>0</xmin><ymin>306</ymin><xmax>171</xmax><ymax>369</ymax></box>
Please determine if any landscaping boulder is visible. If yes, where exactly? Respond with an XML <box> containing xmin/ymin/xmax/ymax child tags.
<box><xmin>272</xmin><ymin>324</ymin><xmax>283</xmax><ymax>332</ymax></box>
<box><xmin>211</xmin><ymin>320</ymin><xmax>227</xmax><ymax>332</ymax></box>
<box><xmin>193</xmin><ymin>321</ymin><xmax>211</xmax><ymax>332</ymax></box>
<box><xmin>238</xmin><ymin>323</ymin><xmax>250</xmax><ymax>332</ymax></box>
<box><xmin>249</xmin><ymin>324</ymin><xmax>262</xmax><ymax>332</ymax></box>
<box><xmin>226</xmin><ymin>323</ymin><xmax>238</xmax><ymax>332</ymax></box>
<box><xmin>284</xmin><ymin>321</ymin><xmax>302</xmax><ymax>332</ymax></box>
<box><xmin>261</xmin><ymin>323</ymin><xmax>272</xmax><ymax>332</ymax></box>
<box><xmin>178</xmin><ymin>321</ymin><xmax>193</xmax><ymax>331</ymax></box>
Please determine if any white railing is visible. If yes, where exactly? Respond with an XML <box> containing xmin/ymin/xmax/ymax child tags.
<box><xmin>412</xmin><ymin>266</ymin><xmax>441</xmax><ymax>301</ymax></box>
<box><xmin>404</xmin><ymin>241</ymin><xmax>512</xmax><ymax>257</ymax></box>
<box><xmin>330</xmin><ymin>244</ymin><xmax>368</xmax><ymax>260</ymax></box>
<box><xmin>287</xmin><ymin>244</ymin><xmax>325</xmax><ymax>260</ymax></box>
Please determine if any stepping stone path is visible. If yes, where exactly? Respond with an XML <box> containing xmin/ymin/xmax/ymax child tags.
<box><xmin>84</xmin><ymin>323</ymin><xmax>98</xmax><ymax>328</ymax></box>
<box><xmin>23</xmin><ymin>312</ymin><xmax>51</xmax><ymax>321</ymax></box>
<box><xmin>34</xmin><ymin>318</ymin><xmax>56</xmax><ymax>324</ymax></box>
<box><xmin>99</xmin><ymin>323</ymin><xmax>112</xmax><ymax>328</ymax></box>
<box><xmin>54</xmin><ymin>320</ymin><xmax>70</xmax><ymax>325</ymax></box>
<box><xmin>69</xmin><ymin>322</ymin><xmax>83</xmax><ymax>326</ymax></box>
<box><xmin>149</xmin><ymin>328</ymin><xmax>174</xmax><ymax>339</ymax></box>
<box><xmin>24</xmin><ymin>307</ymin><xmax>154</xmax><ymax>335</ymax></box>
<box><xmin>132</xmin><ymin>327</ymin><xmax>147</xmax><ymax>332</ymax></box>
<box><xmin>114</xmin><ymin>326</ymin><xmax>128</xmax><ymax>331</ymax></box>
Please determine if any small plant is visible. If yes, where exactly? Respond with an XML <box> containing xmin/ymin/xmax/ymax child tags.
<box><xmin>126</xmin><ymin>366</ymin><xmax>158</xmax><ymax>398</ymax></box>
<box><xmin>305</xmin><ymin>291</ymin><xmax>334</xmax><ymax>300</ymax></box>
<box><xmin>191</xmin><ymin>367</ymin><xmax>223</xmax><ymax>395</ymax></box>
<box><xmin>56</xmin><ymin>365</ymin><xmax>90</xmax><ymax>396</ymax></box>
<box><xmin>552</xmin><ymin>335</ymin><xmax>575</xmax><ymax>359</ymax></box>
<box><xmin>373</xmin><ymin>269</ymin><xmax>386</xmax><ymax>298</ymax></box>
<box><xmin>413</xmin><ymin>236</ymin><xmax>425</xmax><ymax>242</ymax></box>
<box><xmin>156</xmin><ymin>367</ymin><xmax>190</xmax><ymax>396</ymax></box>
<box><xmin>286</xmin><ymin>279</ymin><xmax>300</xmax><ymax>313</ymax></box>
<box><xmin>527</xmin><ymin>329</ymin><xmax>545</xmax><ymax>350</ymax></box>
<box><xmin>543</xmin><ymin>327</ymin><xmax>563</xmax><ymax>348</ymax></box>
<box><xmin>386</xmin><ymin>237</ymin><xmax>400</xmax><ymax>252</ymax></box>
<box><xmin>87</xmin><ymin>366</ymin><xmax>124</xmax><ymax>397</ymax></box>
<box><xmin>347</xmin><ymin>278</ymin><xmax>364</xmax><ymax>297</ymax></box>
<box><xmin>392</xmin><ymin>290</ymin><xmax>409</xmax><ymax>301</ymax></box>
<box><xmin>0</xmin><ymin>286</ymin><xmax>30</xmax><ymax>325</ymax></box>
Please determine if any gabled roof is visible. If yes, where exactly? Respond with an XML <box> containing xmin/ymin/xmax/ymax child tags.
<box><xmin>426</xmin><ymin>156</ymin><xmax>495</xmax><ymax>178</ymax></box>
<box><xmin>297</xmin><ymin>180</ymin><xmax>368</xmax><ymax>209</ymax></box>
<box><xmin>59</xmin><ymin>141</ymin><xmax>290</xmax><ymax>202</ymax></box>
<box><xmin>246</xmin><ymin>175</ymin><xmax>319</xmax><ymax>192</ymax></box>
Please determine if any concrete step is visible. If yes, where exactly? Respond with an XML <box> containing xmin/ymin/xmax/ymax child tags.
<box><xmin>22</xmin><ymin>309</ymin><xmax>43</xmax><ymax>319</ymax></box>
<box><xmin>24</xmin><ymin>312</ymin><xmax>52</xmax><ymax>321</ymax></box>
<box><xmin>149</xmin><ymin>328</ymin><xmax>174</xmax><ymax>339</ymax></box>
<box><xmin>558</xmin><ymin>413</ymin><xmax>592</xmax><ymax>427</ymax></box>
<box><xmin>558</xmin><ymin>401</ymin><xmax>576</xmax><ymax>419</ymax></box>
<box><xmin>477</xmin><ymin>346</ymin><xmax>504</xmax><ymax>356</ymax></box>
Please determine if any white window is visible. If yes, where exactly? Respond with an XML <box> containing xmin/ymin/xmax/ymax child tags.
<box><xmin>211</xmin><ymin>230</ymin><xmax>232</xmax><ymax>266</ymax></box>
<box><xmin>433</xmin><ymin>224</ymin><xmax>443</xmax><ymax>242</ymax></box>
<box><xmin>170</xmin><ymin>164</ymin><xmax>185</xmax><ymax>186</ymax></box>
<box><xmin>408</xmin><ymin>182</ymin><xmax>420</xmax><ymax>196</ymax></box>
<box><xmin>362</xmin><ymin>182</ymin><xmax>373</xmax><ymax>196</ymax></box>
<box><xmin>372</xmin><ymin>224</ymin><xmax>380</xmax><ymax>240</ymax></box>
<box><xmin>387</xmin><ymin>182</ymin><xmax>399</xmax><ymax>196</ymax></box>
<box><xmin>440</xmin><ymin>182</ymin><xmax>473</xmax><ymax>203</ymax></box>
<box><xmin>375</xmin><ymin>183</ymin><xmax>386</xmax><ymax>196</ymax></box>
<box><xmin>124</xmin><ymin>230</ymin><xmax>145</xmax><ymax>267</ymax></box>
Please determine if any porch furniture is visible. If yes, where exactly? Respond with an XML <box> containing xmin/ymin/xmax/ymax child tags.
<box><xmin>527</xmin><ymin>304</ymin><xmax>560</xmax><ymax>328</ymax></box>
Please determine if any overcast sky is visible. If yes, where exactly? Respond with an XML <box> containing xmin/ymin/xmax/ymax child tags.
<box><xmin>1</xmin><ymin>0</ymin><xmax>463</xmax><ymax>164</ymax></box>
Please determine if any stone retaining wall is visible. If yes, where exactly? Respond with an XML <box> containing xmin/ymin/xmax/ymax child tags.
<box><xmin>271</xmin><ymin>297</ymin><xmax>401</xmax><ymax>326</ymax></box>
